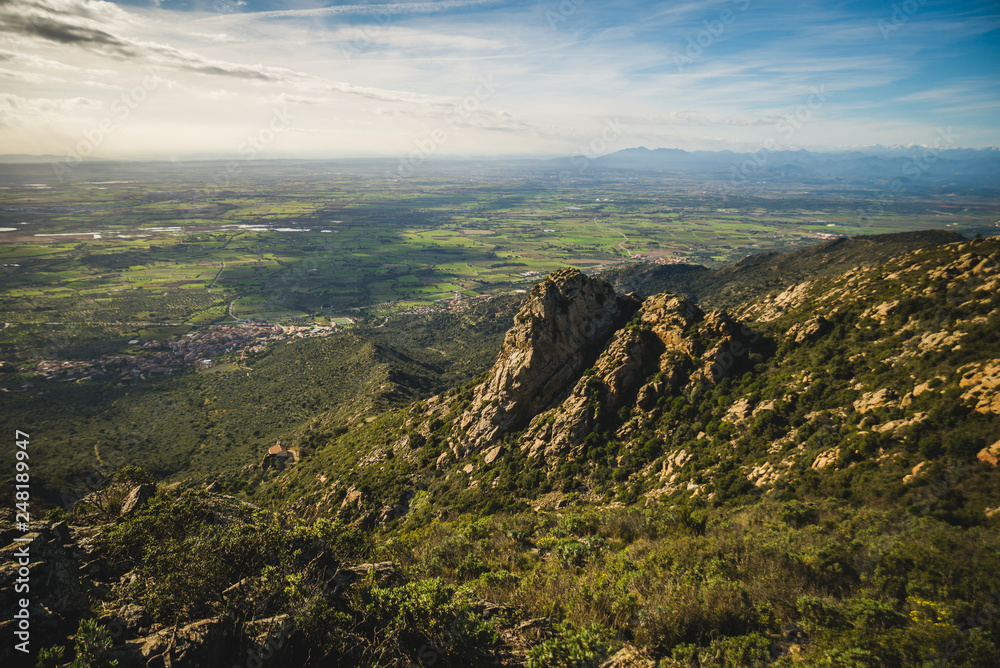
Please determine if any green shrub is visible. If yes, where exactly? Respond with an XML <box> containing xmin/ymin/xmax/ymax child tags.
<box><xmin>669</xmin><ymin>633</ymin><xmax>772</xmax><ymax>667</ymax></box>
<box><xmin>527</xmin><ymin>622</ymin><xmax>614</xmax><ymax>668</ymax></box>
<box><xmin>70</xmin><ymin>618</ymin><xmax>117</xmax><ymax>668</ymax></box>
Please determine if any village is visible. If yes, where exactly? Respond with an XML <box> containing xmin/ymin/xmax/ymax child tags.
<box><xmin>30</xmin><ymin>322</ymin><xmax>342</xmax><ymax>382</ymax></box>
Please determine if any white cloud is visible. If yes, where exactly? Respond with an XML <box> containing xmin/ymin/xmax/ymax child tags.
<box><xmin>202</xmin><ymin>0</ymin><xmax>507</xmax><ymax>23</ymax></box>
<box><xmin>0</xmin><ymin>93</ymin><xmax>101</xmax><ymax>127</ymax></box>
<box><xmin>1</xmin><ymin>0</ymin><xmax>997</xmax><ymax>157</ymax></box>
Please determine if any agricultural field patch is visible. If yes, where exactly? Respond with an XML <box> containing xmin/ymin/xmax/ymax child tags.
<box><xmin>1</xmin><ymin>159</ymin><xmax>997</xmax><ymax>366</ymax></box>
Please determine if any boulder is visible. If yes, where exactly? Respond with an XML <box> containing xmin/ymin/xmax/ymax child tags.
<box><xmin>977</xmin><ymin>440</ymin><xmax>1000</xmax><ymax>467</ymax></box>
<box><xmin>789</xmin><ymin>315</ymin><xmax>832</xmax><ymax>344</ymax></box>
<box><xmin>484</xmin><ymin>445</ymin><xmax>504</xmax><ymax>465</ymax></box>
<box><xmin>853</xmin><ymin>388</ymin><xmax>898</xmax><ymax>414</ymax></box>
<box><xmin>960</xmin><ymin>361</ymin><xmax>1000</xmax><ymax>415</ymax></box>
<box><xmin>903</xmin><ymin>461</ymin><xmax>929</xmax><ymax>483</ymax></box>
<box><xmin>120</xmin><ymin>484</ymin><xmax>156</xmax><ymax>516</ymax></box>
<box><xmin>50</xmin><ymin>520</ymin><xmax>71</xmax><ymax>545</ymax></box>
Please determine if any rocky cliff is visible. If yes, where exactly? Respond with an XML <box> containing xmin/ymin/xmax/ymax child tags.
<box><xmin>451</xmin><ymin>269</ymin><xmax>762</xmax><ymax>467</ymax></box>
<box><xmin>523</xmin><ymin>294</ymin><xmax>761</xmax><ymax>462</ymax></box>
<box><xmin>459</xmin><ymin>268</ymin><xmax>639</xmax><ymax>447</ymax></box>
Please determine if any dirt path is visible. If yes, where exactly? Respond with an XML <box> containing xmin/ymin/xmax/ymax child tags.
<box><xmin>209</xmin><ymin>259</ymin><xmax>226</xmax><ymax>289</ymax></box>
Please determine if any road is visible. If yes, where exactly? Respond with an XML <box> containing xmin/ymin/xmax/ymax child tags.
<box><xmin>228</xmin><ymin>299</ymin><xmax>247</xmax><ymax>323</ymax></box>
<box><xmin>593</xmin><ymin>217</ymin><xmax>633</xmax><ymax>258</ymax></box>
<box><xmin>209</xmin><ymin>259</ymin><xmax>226</xmax><ymax>289</ymax></box>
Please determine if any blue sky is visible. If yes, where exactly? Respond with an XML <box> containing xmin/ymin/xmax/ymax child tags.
<box><xmin>1</xmin><ymin>0</ymin><xmax>997</xmax><ymax>159</ymax></box>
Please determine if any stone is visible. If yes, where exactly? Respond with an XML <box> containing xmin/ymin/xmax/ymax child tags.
<box><xmin>853</xmin><ymin>388</ymin><xmax>898</xmax><ymax>414</ymax></box>
<box><xmin>50</xmin><ymin>521</ymin><xmax>71</xmax><ymax>545</ymax></box>
<box><xmin>337</xmin><ymin>562</ymin><xmax>399</xmax><ymax>586</ymax></box>
<box><xmin>960</xmin><ymin>361</ymin><xmax>1000</xmax><ymax>415</ymax></box>
<box><xmin>903</xmin><ymin>461</ymin><xmax>928</xmax><ymax>483</ymax></box>
<box><xmin>977</xmin><ymin>440</ymin><xmax>1000</xmax><ymax>466</ymax></box>
<box><xmin>521</xmin><ymin>291</ymin><xmax>759</xmax><ymax>462</ymax></box>
<box><xmin>435</xmin><ymin>451</ymin><xmax>450</xmax><ymax>468</ymax></box>
<box><xmin>120</xmin><ymin>484</ymin><xmax>156</xmax><ymax>516</ymax></box>
<box><xmin>789</xmin><ymin>315</ymin><xmax>832</xmax><ymax>343</ymax></box>
<box><xmin>484</xmin><ymin>445</ymin><xmax>503</xmax><ymax>465</ymax></box>
<box><xmin>812</xmin><ymin>448</ymin><xmax>840</xmax><ymax>471</ymax></box>
<box><xmin>109</xmin><ymin>616</ymin><xmax>234</xmax><ymax>668</ymax></box>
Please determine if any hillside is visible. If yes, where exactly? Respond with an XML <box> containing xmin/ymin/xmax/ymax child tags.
<box><xmin>4</xmin><ymin>232</ymin><xmax>1000</xmax><ymax>667</ymax></box>
<box><xmin>600</xmin><ymin>229</ymin><xmax>965</xmax><ymax>309</ymax></box>
<box><xmin>0</xmin><ymin>295</ymin><xmax>521</xmax><ymax>500</ymax></box>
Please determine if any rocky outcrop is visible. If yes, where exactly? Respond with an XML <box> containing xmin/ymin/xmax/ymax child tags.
<box><xmin>0</xmin><ymin>517</ymin><xmax>96</xmax><ymax>666</ymax></box>
<box><xmin>903</xmin><ymin>461</ymin><xmax>929</xmax><ymax>483</ymax></box>
<box><xmin>959</xmin><ymin>361</ymin><xmax>1000</xmax><ymax>415</ymax></box>
<box><xmin>111</xmin><ymin>616</ymin><xmax>235</xmax><ymax>668</ymax></box>
<box><xmin>978</xmin><ymin>440</ymin><xmax>1000</xmax><ymax>466</ymax></box>
<box><xmin>459</xmin><ymin>268</ymin><xmax>637</xmax><ymax>447</ymax></box>
<box><xmin>523</xmin><ymin>293</ymin><xmax>761</xmax><ymax>462</ymax></box>
<box><xmin>853</xmin><ymin>388</ymin><xmax>898</xmax><ymax>414</ymax></box>
<box><xmin>787</xmin><ymin>315</ymin><xmax>832</xmax><ymax>344</ymax></box>
<box><xmin>335</xmin><ymin>561</ymin><xmax>400</xmax><ymax>587</ymax></box>
<box><xmin>812</xmin><ymin>448</ymin><xmax>840</xmax><ymax>471</ymax></box>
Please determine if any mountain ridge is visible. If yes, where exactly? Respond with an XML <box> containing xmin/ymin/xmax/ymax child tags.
<box><xmin>590</xmin><ymin>147</ymin><xmax>1000</xmax><ymax>190</ymax></box>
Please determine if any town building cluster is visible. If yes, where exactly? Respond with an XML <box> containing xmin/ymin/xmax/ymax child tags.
<box><xmin>31</xmin><ymin>322</ymin><xmax>340</xmax><ymax>382</ymax></box>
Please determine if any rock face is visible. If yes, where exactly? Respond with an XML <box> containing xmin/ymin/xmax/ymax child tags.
<box><xmin>788</xmin><ymin>315</ymin><xmax>832</xmax><ymax>344</ymax></box>
<box><xmin>959</xmin><ymin>360</ymin><xmax>1000</xmax><ymax>415</ymax></box>
<box><xmin>0</xmin><ymin>517</ymin><xmax>94</xmax><ymax>666</ymax></box>
<box><xmin>522</xmin><ymin>292</ymin><xmax>761</xmax><ymax>462</ymax></box>
<box><xmin>460</xmin><ymin>268</ymin><xmax>637</xmax><ymax>447</ymax></box>
<box><xmin>451</xmin><ymin>269</ymin><xmax>763</xmax><ymax>463</ymax></box>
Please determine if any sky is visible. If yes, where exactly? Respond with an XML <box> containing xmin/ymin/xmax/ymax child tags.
<box><xmin>0</xmin><ymin>0</ymin><xmax>997</xmax><ymax>160</ymax></box>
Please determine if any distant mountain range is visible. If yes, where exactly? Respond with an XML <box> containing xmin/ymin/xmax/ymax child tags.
<box><xmin>4</xmin><ymin>146</ymin><xmax>999</xmax><ymax>191</ymax></box>
<box><xmin>588</xmin><ymin>146</ymin><xmax>1000</xmax><ymax>190</ymax></box>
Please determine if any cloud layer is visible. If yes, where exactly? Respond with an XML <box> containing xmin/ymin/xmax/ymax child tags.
<box><xmin>1</xmin><ymin>0</ymin><xmax>997</xmax><ymax>158</ymax></box>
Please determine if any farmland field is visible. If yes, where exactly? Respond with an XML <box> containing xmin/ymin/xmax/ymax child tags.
<box><xmin>1</xmin><ymin>158</ymin><xmax>998</xmax><ymax>364</ymax></box>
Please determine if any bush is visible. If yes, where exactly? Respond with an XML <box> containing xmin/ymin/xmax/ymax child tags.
<box><xmin>780</xmin><ymin>500</ymin><xmax>818</xmax><ymax>527</ymax></box>
<box><xmin>669</xmin><ymin>633</ymin><xmax>772</xmax><ymax>667</ymax></box>
<box><xmin>527</xmin><ymin>622</ymin><xmax>614</xmax><ymax>668</ymax></box>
